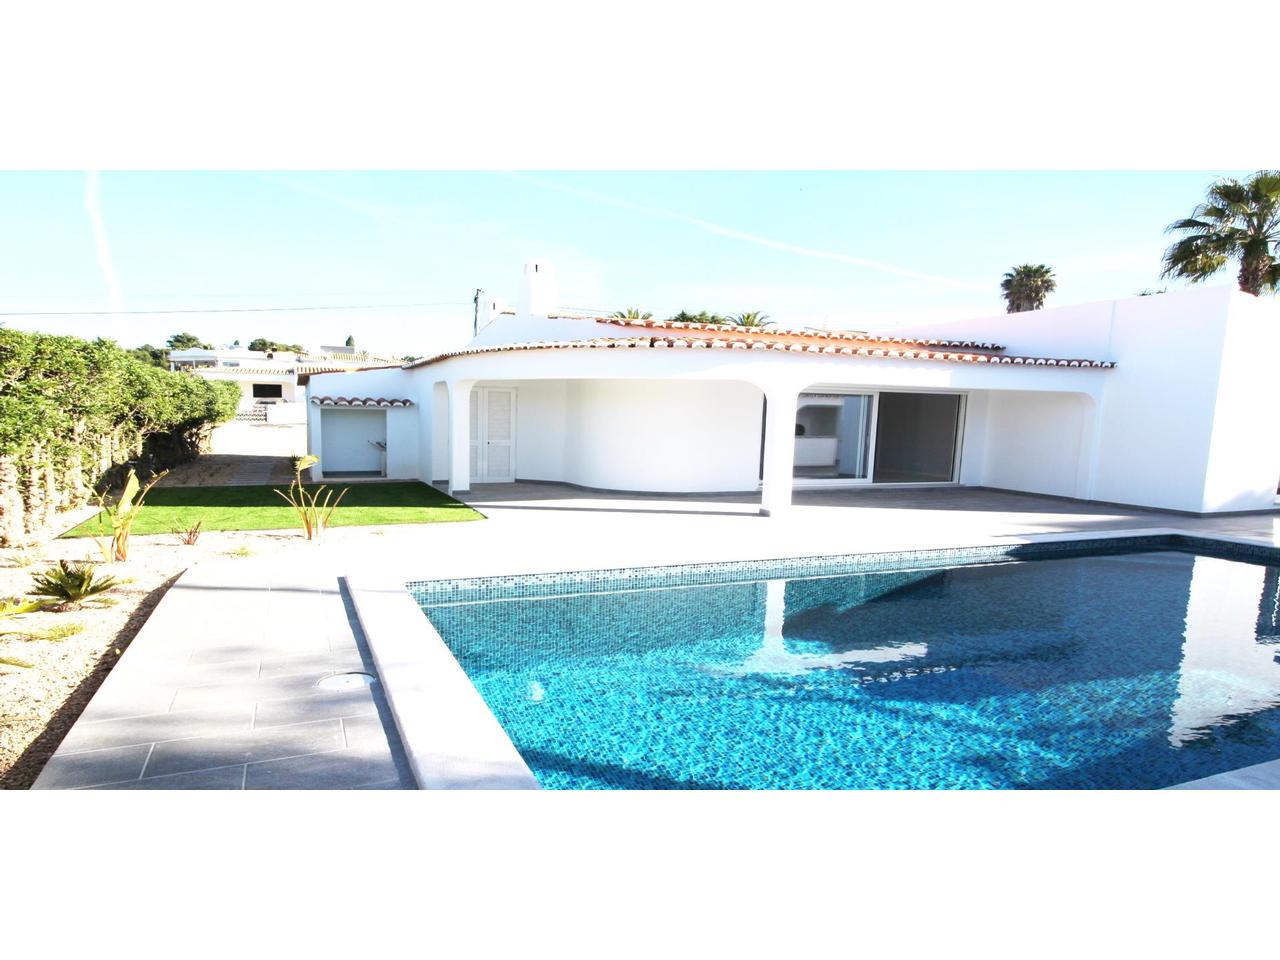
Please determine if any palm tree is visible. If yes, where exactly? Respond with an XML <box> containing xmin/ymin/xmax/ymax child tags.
<box><xmin>1000</xmin><ymin>264</ymin><xmax>1057</xmax><ymax>313</ymax></box>
<box><xmin>610</xmin><ymin>308</ymin><xmax>653</xmax><ymax>320</ymax></box>
<box><xmin>1161</xmin><ymin>171</ymin><xmax>1280</xmax><ymax>295</ymax></box>
<box><xmin>670</xmin><ymin>310</ymin><xmax>729</xmax><ymax>324</ymax></box>
<box><xmin>729</xmin><ymin>311</ymin><xmax>772</xmax><ymax>328</ymax></box>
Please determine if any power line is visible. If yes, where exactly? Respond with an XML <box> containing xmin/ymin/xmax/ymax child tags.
<box><xmin>0</xmin><ymin>301</ymin><xmax>469</xmax><ymax>317</ymax></box>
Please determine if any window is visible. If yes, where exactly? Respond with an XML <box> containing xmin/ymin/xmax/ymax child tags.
<box><xmin>252</xmin><ymin>383</ymin><xmax>284</xmax><ymax>399</ymax></box>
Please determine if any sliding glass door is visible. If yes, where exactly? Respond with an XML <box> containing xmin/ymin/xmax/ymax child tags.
<box><xmin>789</xmin><ymin>390</ymin><xmax>963</xmax><ymax>485</ymax></box>
<box><xmin>871</xmin><ymin>392</ymin><xmax>962</xmax><ymax>483</ymax></box>
<box><xmin>793</xmin><ymin>394</ymin><xmax>873</xmax><ymax>480</ymax></box>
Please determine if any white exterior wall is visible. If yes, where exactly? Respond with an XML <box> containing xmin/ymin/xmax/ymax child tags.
<box><xmin>470</xmin><ymin>378</ymin><xmax>761</xmax><ymax>492</ymax></box>
<box><xmin>562</xmin><ymin>380</ymin><xmax>762</xmax><ymax>492</ymax></box>
<box><xmin>265</xmin><ymin>402</ymin><xmax>307</xmax><ymax>424</ymax></box>
<box><xmin>978</xmin><ymin>391</ymin><xmax>1094</xmax><ymax>499</ymax></box>
<box><xmin>897</xmin><ymin>286</ymin><xmax>1280</xmax><ymax>512</ymax></box>
<box><xmin>504</xmin><ymin>379</ymin><xmax>568</xmax><ymax>482</ymax></box>
<box><xmin>1199</xmin><ymin>293</ymin><xmax>1280</xmax><ymax>512</ymax></box>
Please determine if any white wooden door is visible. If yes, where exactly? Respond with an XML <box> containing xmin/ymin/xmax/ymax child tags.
<box><xmin>469</xmin><ymin>387</ymin><xmax>516</xmax><ymax>482</ymax></box>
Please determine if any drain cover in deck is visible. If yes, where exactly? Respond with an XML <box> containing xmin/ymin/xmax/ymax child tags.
<box><xmin>316</xmin><ymin>671</ymin><xmax>376</xmax><ymax>690</ymax></box>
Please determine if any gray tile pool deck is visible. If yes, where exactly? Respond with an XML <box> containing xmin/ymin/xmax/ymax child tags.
<box><xmin>33</xmin><ymin>561</ymin><xmax>414</xmax><ymax>790</ymax></box>
<box><xmin>31</xmin><ymin>485</ymin><xmax>1280</xmax><ymax>789</ymax></box>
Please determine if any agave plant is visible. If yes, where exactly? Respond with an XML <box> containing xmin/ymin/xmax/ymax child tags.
<box><xmin>94</xmin><ymin>468</ymin><xmax>166</xmax><ymax>562</ymax></box>
<box><xmin>274</xmin><ymin>455</ymin><xmax>348</xmax><ymax>540</ymax></box>
<box><xmin>29</xmin><ymin>561</ymin><xmax>120</xmax><ymax>610</ymax></box>
<box><xmin>610</xmin><ymin>308</ymin><xmax>653</xmax><ymax>320</ymax></box>
<box><xmin>729</xmin><ymin>311</ymin><xmax>772</xmax><ymax>328</ymax></box>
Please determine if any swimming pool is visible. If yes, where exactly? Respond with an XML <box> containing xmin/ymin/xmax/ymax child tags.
<box><xmin>409</xmin><ymin>539</ymin><xmax>1280</xmax><ymax>789</ymax></box>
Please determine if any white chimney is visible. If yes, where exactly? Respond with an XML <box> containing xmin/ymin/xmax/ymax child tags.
<box><xmin>474</xmin><ymin>289</ymin><xmax>503</xmax><ymax>333</ymax></box>
<box><xmin>517</xmin><ymin>260</ymin><xmax>558</xmax><ymax>319</ymax></box>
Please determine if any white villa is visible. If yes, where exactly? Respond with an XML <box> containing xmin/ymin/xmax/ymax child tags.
<box><xmin>172</xmin><ymin>345</ymin><xmax>397</xmax><ymax>424</ymax></box>
<box><xmin>304</xmin><ymin>262</ymin><xmax>1280</xmax><ymax>515</ymax></box>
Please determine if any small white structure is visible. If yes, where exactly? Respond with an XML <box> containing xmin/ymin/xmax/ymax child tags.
<box><xmin>305</xmin><ymin>263</ymin><xmax>1280</xmax><ymax>513</ymax></box>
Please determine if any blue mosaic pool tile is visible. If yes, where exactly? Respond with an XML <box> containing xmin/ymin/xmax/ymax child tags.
<box><xmin>409</xmin><ymin>536</ymin><xmax>1280</xmax><ymax>790</ymax></box>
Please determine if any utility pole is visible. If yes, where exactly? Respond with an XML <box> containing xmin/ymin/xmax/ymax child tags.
<box><xmin>473</xmin><ymin>288</ymin><xmax>481</xmax><ymax>336</ymax></box>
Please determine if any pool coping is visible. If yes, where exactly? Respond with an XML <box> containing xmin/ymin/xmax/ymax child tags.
<box><xmin>345</xmin><ymin>525</ymin><xmax>1280</xmax><ymax>791</ymax></box>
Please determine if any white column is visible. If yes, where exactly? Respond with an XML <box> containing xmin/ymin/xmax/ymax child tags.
<box><xmin>430</xmin><ymin>381</ymin><xmax>449</xmax><ymax>484</ymax></box>
<box><xmin>447</xmin><ymin>380</ymin><xmax>473</xmax><ymax>495</ymax></box>
<box><xmin>759</xmin><ymin>386</ymin><xmax>798</xmax><ymax>516</ymax></box>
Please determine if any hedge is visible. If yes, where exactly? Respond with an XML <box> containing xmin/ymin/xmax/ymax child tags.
<box><xmin>0</xmin><ymin>328</ymin><xmax>240</xmax><ymax>545</ymax></box>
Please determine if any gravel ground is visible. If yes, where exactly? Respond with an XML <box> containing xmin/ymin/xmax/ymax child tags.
<box><xmin>0</xmin><ymin>522</ymin><xmax>309</xmax><ymax>789</ymax></box>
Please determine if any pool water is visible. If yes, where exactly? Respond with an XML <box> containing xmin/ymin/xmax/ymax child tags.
<box><xmin>416</xmin><ymin>549</ymin><xmax>1280</xmax><ymax>789</ymax></box>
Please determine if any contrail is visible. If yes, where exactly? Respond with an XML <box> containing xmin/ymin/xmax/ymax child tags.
<box><xmin>252</xmin><ymin>171</ymin><xmax>406</xmax><ymax>222</ymax></box>
<box><xmin>84</xmin><ymin>171</ymin><xmax>123</xmax><ymax>311</ymax></box>
<box><xmin>503</xmin><ymin>172</ymin><xmax>986</xmax><ymax>291</ymax></box>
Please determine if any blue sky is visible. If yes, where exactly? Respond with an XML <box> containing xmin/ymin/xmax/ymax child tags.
<box><xmin>0</xmin><ymin>171</ymin><xmax>1249</xmax><ymax>356</ymax></box>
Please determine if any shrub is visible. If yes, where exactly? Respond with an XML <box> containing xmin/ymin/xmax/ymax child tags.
<box><xmin>0</xmin><ymin>328</ymin><xmax>240</xmax><ymax>546</ymax></box>
<box><xmin>29</xmin><ymin>560</ymin><xmax>120</xmax><ymax>609</ymax></box>
<box><xmin>173</xmin><ymin>519</ymin><xmax>204</xmax><ymax>545</ymax></box>
<box><xmin>274</xmin><ymin>455</ymin><xmax>348</xmax><ymax>540</ymax></box>
<box><xmin>93</xmin><ymin>468</ymin><xmax>166</xmax><ymax>561</ymax></box>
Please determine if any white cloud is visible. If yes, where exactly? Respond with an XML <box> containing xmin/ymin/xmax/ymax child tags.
<box><xmin>84</xmin><ymin>171</ymin><xmax>122</xmax><ymax>311</ymax></box>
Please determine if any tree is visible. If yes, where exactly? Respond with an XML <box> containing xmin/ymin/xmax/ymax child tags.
<box><xmin>344</xmin><ymin>334</ymin><xmax>356</xmax><ymax>348</ymax></box>
<box><xmin>1161</xmin><ymin>171</ymin><xmax>1280</xmax><ymax>295</ymax></box>
<box><xmin>729</xmin><ymin>311</ymin><xmax>772</xmax><ymax>328</ymax></box>
<box><xmin>247</xmin><ymin>337</ymin><xmax>303</xmax><ymax>353</ymax></box>
<box><xmin>166</xmin><ymin>332</ymin><xmax>211</xmax><ymax>351</ymax></box>
<box><xmin>1000</xmin><ymin>264</ymin><xmax>1057</xmax><ymax>313</ymax></box>
<box><xmin>128</xmin><ymin>344</ymin><xmax>168</xmax><ymax>368</ymax></box>
<box><xmin>670</xmin><ymin>310</ymin><xmax>729</xmax><ymax>324</ymax></box>
<box><xmin>610</xmin><ymin>308</ymin><xmax>652</xmax><ymax>320</ymax></box>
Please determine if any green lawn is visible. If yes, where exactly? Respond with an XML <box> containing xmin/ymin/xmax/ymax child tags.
<box><xmin>62</xmin><ymin>481</ymin><xmax>484</xmax><ymax>537</ymax></box>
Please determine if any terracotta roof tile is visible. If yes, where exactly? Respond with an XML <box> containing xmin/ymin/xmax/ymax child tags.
<box><xmin>402</xmin><ymin>336</ymin><xmax>1115</xmax><ymax>370</ymax></box>
<box><xmin>309</xmin><ymin>396</ymin><xmax>414</xmax><ymax>407</ymax></box>
<box><xmin>596</xmin><ymin>316</ymin><xmax>1006</xmax><ymax>350</ymax></box>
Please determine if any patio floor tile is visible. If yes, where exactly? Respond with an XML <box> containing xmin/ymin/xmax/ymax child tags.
<box><xmin>142</xmin><ymin>718</ymin><xmax>345</xmax><ymax>778</ymax></box>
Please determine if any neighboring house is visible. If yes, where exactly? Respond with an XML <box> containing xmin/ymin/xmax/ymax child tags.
<box><xmin>304</xmin><ymin>261</ymin><xmax>1280</xmax><ymax>515</ymax></box>
<box><xmin>171</xmin><ymin>347</ymin><xmax>397</xmax><ymax>424</ymax></box>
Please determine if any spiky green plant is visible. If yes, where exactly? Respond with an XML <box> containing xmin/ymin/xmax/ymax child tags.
<box><xmin>29</xmin><ymin>561</ymin><xmax>120</xmax><ymax>610</ymax></box>
<box><xmin>21</xmin><ymin>622</ymin><xmax>85</xmax><ymax>641</ymax></box>
<box><xmin>0</xmin><ymin>597</ymin><xmax>45</xmax><ymax>618</ymax></box>
<box><xmin>274</xmin><ymin>455</ymin><xmax>348</xmax><ymax>540</ymax></box>
<box><xmin>94</xmin><ymin>468</ymin><xmax>167</xmax><ymax>562</ymax></box>
<box><xmin>1162</xmin><ymin>171</ymin><xmax>1280</xmax><ymax>295</ymax></box>
<box><xmin>1001</xmin><ymin>264</ymin><xmax>1057</xmax><ymax>313</ymax></box>
<box><xmin>729</xmin><ymin>311</ymin><xmax>772</xmax><ymax>327</ymax></box>
<box><xmin>173</xmin><ymin>519</ymin><xmax>204</xmax><ymax>545</ymax></box>
<box><xmin>610</xmin><ymin>308</ymin><xmax>653</xmax><ymax>320</ymax></box>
